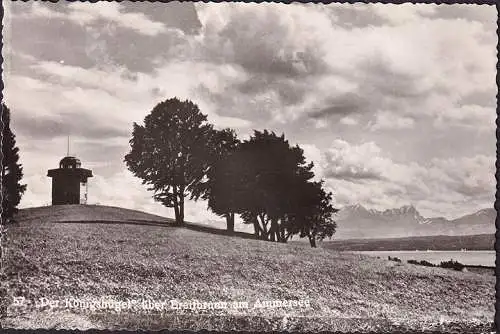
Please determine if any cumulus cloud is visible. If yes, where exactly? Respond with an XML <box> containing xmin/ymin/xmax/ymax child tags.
<box><xmin>322</xmin><ymin>140</ymin><xmax>388</xmax><ymax>181</ymax></box>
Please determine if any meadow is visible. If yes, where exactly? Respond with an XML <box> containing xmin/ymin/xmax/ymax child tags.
<box><xmin>0</xmin><ymin>205</ymin><xmax>494</xmax><ymax>332</ymax></box>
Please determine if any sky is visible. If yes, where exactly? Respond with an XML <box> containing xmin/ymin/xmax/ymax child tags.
<box><xmin>2</xmin><ymin>2</ymin><xmax>497</xmax><ymax>229</ymax></box>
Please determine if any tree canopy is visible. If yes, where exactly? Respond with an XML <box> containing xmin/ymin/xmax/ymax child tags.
<box><xmin>124</xmin><ymin>98</ymin><xmax>214</xmax><ymax>225</ymax></box>
<box><xmin>190</xmin><ymin>128</ymin><xmax>240</xmax><ymax>231</ymax></box>
<box><xmin>286</xmin><ymin>180</ymin><xmax>338</xmax><ymax>247</ymax></box>
<box><xmin>125</xmin><ymin>98</ymin><xmax>338</xmax><ymax>247</ymax></box>
<box><xmin>1</xmin><ymin>104</ymin><xmax>27</xmax><ymax>223</ymax></box>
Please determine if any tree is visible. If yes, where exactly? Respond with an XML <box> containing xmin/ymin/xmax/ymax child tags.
<box><xmin>1</xmin><ymin>104</ymin><xmax>27</xmax><ymax>224</ymax></box>
<box><xmin>287</xmin><ymin>180</ymin><xmax>338</xmax><ymax>247</ymax></box>
<box><xmin>230</xmin><ymin>130</ymin><xmax>315</xmax><ymax>242</ymax></box>
<box><xmin>214</xmin><ymin>129</ymin><xmax>338</xmax><ymax>246</ymax></box>
<box><xmin>124</xmin><ymin>98</ymin><xmax>214</xmax><ymax>226</ymax></box>
<box><xmin>190</xmin><ymin>128</ymin><xmax>240</xmax><ymax>232</ymax></box>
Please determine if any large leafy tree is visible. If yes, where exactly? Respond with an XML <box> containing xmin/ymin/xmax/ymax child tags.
<box><xmin>124</xmin><ymin>98</ymin><xmax>214</xmax><ymax>226</ymax></box>
<box><xmin>214</xmin><ymin>130</ymin><xmax>338</xmax><ymax>246</ymax></box>
<box><xmin>1</xmin><ymin>104</ymin><xmax>27</xmax><ymax>224</ymax></box>
<box><xmin>190</xmin><ymin>128</ymin><xmax>240</xmax><ymax>232</ymax></box>
<box><xmin>230</xmin><ymin>130</ymin><xmax>315</xmax><ymax>242</ymax></box>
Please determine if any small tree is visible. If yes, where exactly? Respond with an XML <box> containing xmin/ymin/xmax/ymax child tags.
<box><xmin>287</xmin><ymin>180</ymin><xmax>338</xmax><ymax>247</ymax></box>
<box><xmin>1</xmin><ymin>104</ymin><xmax>27</xmax><ymax>223</ymax></box>
<box><xmin>124</xmin><ymin>98</ymin><xmax>214</xmax><ymax>225</ymax></box>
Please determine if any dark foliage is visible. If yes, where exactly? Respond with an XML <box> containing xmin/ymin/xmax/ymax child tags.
<box><xmin>124</xmin><ymin>98</ymin><xmax>214</xmax><ymax>225</ymax></box>
<box><xmin>286</xmin><ymin>180</ymin><xmax>338</xmax><ymax>247</ymax></box>
<box><xmin>125</xmin><ymin>104</ymin><xmax>337</xmax><ymax>246</ymax></box>
<box><xmin>190</xmin><ymin>128</ymin><xmax>240</xmax><ymax>232</ymax></box>
<box><xmin>1</xmin><ymin>104</ymin><xmax>27</xmax><ymax>223</ymax></box>
<box><xmin>419</xmin><ymin>260</ymin><xmax>436</xmax><ymax>267</ymax></box>
<box><xmin>407</xmin><ymin>259</ymin><xmax>435</xmax><ymax>267</ymax></box>
<box><xmin>215</xmin><ymin>130</ymin><xmax>337</xmax><ymax>246</ymax></box>
<box><xmin>439</xmin><ymin>259</ymin><xmax>465</xmax><ymax>271</ymax></box>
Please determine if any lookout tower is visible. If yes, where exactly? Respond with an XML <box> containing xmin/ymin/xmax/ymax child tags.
<box><xmin>47</xmin><ymin>139</ymin><xmax>93</xmax><ymax>205</ymax></box>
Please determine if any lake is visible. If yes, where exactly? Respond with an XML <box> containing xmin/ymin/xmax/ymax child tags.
<box><xmin>351</xmin><ymin>250</ymin><xmax>495</xmax><ymax>267</ymax></box>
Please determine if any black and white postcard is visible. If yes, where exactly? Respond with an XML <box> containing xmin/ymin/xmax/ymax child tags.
<box><xmin>0</xmin><ymin>2</ymin><xmax>497</xmax><ymax>333</ymax></box>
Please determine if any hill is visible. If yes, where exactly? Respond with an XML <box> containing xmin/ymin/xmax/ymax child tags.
<box><xmin>1</xmin><ymin>205</ymin><xmax>494</xmax><ymax>332</ymax></box>
<box><xmin>15</xmin><ymin>204</ymin><xmax>173</xmax><ymax>225</ymax></box>
<box><xmin>335</xmin><ymin>205</ymin><xmax>495</xmax><ymax>239</ymax></box>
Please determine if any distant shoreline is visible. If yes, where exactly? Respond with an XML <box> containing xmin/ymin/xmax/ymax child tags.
<box><xmin>321</xmin><ymin>233</ymin><xmax>494</xmax><ymax>251</ymax></box>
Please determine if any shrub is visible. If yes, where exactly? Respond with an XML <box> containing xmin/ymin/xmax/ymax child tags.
<box><xmin>407</xmin><ymin>259</ymin><xmax>435</xmax><ymax>267</ymax></box>
<box><xmin>439</xmin><ymin>259</ymin><xmax>465</xmax><ymax>271</ymax></box>
<box><xmin>419</xmin><ymin>260</ymin><xmax>435</xmax><ymax>267</ymax></box>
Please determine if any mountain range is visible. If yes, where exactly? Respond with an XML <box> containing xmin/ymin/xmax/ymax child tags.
<box><xmin>334</xmin><ymin>204</ymin><xmax>496</xmax><ymax>239</ymax></box>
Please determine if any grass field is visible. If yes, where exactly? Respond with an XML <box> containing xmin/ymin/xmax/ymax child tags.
<box><xmin>0</xmin><ymin>205</ymin><xmax>495</xmax><ymax>332</ymax></box>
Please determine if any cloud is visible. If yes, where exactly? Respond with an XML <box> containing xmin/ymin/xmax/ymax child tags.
<box><xmin>6</xmin><ymin>58</ymin><xmax>253</xmax><ymax>142</ymax></box>
<box><xmin>458</xmin><ymin>88</ymin><xmax>497</xmax><ymax>108</ymax></box>
<box><xmin>340</xmin><ymin>116</ymin><xmax>358</xmax><ymax>126</ymax></box>
<box><xmin>317</xmin><ymin>139</ymin><xmax>495</xmax><ymax>218</ymax></box>
<box><xmin>322</xmin><ymin>140</ymin><xmax>392</xmax><ymax>181</ymax></box>
<box><xmin>368</xmin><ymin>111</ymin><xmax>415</xmax><ymax>131</ymax></box>
<box><xmin>325</xmin><ymin>4</ymin><xmax>390</xmax><ymax>28</ymax></box>
<box><xmin>310</xmin><ymin>92</ymin><xmax>371</xmax><ymax>119</ymax></box>
<box><xmin>195</xmin><ymin>3</ymin><xmax>330</xmax><ymax>77</ymax></box>
<box><xmin>300</xmin><ymin>144</ymin><xmax>325</xmax><ymax>180</ymax></box>
<box><xmin>13</xmin><ymin>112</ymin><xmax>130</xmax><ymax>141</ymax></box>
<box><xmin>432</xmin><ymin>104</ymin><xmax>495</xmax><ymax>131</ymax></box>
<box><xmin>7</xmin><ymin>2</ymin><xmax>198</xmax><ymax>73</ymax></box>
<box><xmin>420</xmin><ymin>4</ymin><xmax>497</xmax><ymax>26</ymax></box>
<box><xmin>5</xmin><ymin>3</ymin><xmax>496</xmax><ymax>220</ymax></box>
<box><xmin>429</xmin><ymin>155</ymin><xmax>495</xmax><ymax>198</ymax></box>
<box><xmin>17</xmin><ymin>2</ymin><xmax>168</xmax><ymax>36</ymax></box>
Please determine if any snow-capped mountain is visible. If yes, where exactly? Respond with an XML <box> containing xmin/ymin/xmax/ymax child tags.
<box><xmin>335</xmin><ymin>204</ymin><xmax>496</xmax><ymax>239</ymax></box>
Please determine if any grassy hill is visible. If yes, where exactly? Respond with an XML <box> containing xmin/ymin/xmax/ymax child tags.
<box><xmin>1</xmin><ymin>205</ymin><xmax>494</xmax><ymax>332</ymax></box>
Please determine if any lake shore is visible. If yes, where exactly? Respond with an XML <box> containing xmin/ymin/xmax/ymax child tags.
<box><xmin>349</xmin><ymin>250</ymin><xmax>495</xmax><ymax>267</ymax></box>
<box><xmin>322</xmin><ymin>234</ymin><xmax>494</xmax><ymax>252</ymax></box>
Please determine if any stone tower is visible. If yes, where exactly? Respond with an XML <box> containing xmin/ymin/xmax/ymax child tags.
<box><xmin>47</xmin><ymin>156</ymin><xmax>93</xmax><ymax>205</ymax></box>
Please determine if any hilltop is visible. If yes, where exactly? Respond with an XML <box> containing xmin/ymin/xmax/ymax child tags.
<box><xmin>1</xmin><ymin>205</ymin><xmax>494</xmax><ymax>332</ymax></box>
<box><xmin>15</xmin><ymin>204</ymin><xmax>173</xmax><ymax>225</ymax></box>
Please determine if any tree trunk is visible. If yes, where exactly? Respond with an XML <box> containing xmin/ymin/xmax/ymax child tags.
<box><xmin>172</xmin><ymin>186</ymin><xmax>181</xmax><ymax>226</ymax></box>
<box><xmin>173</xmin><ymin>201</ymin><xmax>181</xmax><ymax>226</ymax></box>
<box><xmin>259</xmin><ymin>214</ymin><xmax>269</xmax><ymax>240</ymax></box>
<box><xmin>279</xmin><ymin>225</ymin><xmax>287</xmax><ymax>243</ymax></box>
<box><xmin>309</xmin><ymin>235</ymin><xmax>317</xmax><ymax>248</ymax></box>
<box><xmin>253</xmin><ymin>217</ymin><xmax>260</xmax><ymax>238</ymax></box>
<box><xmin>226</xmin><ymin>213</ymin><xmax>235</xmax><ymax>233</ymax></box>
<box><xmin>269</xmin><ymin>221</ymin><xmax>276</xmax><ymax>242</ymax></box>
<box><xmin>178</xmin><ymin>192</ymin><xmax>184</xmax><ymax>225</ymax></box>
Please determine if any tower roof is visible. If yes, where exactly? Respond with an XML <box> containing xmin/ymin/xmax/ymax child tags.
<box><xmin>48</xmin><ymin>155</ymin><xmax>92</xmax><ymax>179</ymax></box>
<box><xmin>59</xmin><ymin>156</ymin><xmax>81</xmax><ymax>168</ymax></box>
